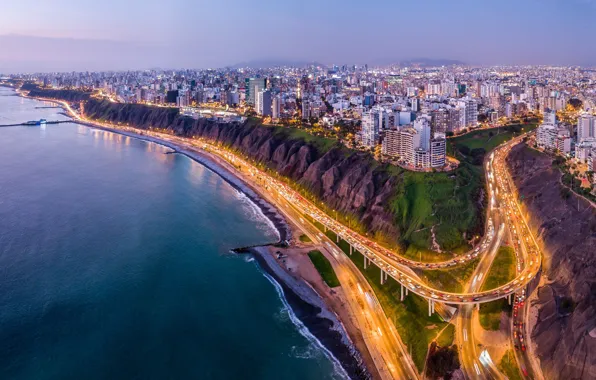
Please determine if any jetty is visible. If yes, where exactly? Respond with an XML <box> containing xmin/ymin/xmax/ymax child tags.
<box><xmin>0</xmin><ymin>120</ymin><xmax>70</xmax><ymax>127</ymax></box>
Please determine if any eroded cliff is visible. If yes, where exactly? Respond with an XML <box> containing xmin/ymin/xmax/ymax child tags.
<box><xmin>507</xmin><ymin>144</ymin><xmax>596</xmax><ymax>379</ymax></box>
<box><xmin>84</xmin><ymin>98</ymin><xmax>402</xmax><ymax>240</ymax></box>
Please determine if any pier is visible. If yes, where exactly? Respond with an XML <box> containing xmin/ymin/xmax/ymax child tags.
<box><xmin>0</xmin><ymin>120</ymin><xmax>70</xmax><ymax>127</ymax></box>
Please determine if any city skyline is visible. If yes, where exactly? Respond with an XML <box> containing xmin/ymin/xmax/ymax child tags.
<box><xmin>2</xmin><ymin>0</ymin><xmax>596</xmax><ymax>72</ymax></box>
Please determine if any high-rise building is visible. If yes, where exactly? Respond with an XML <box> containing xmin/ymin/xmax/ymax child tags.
<box><xmin>543</xmin><ymin>108</ymin><xmax>557</xmax><ymax>125</ymax></box>
<box><xmin>256</xmin><ymin>89</ymin><xmax>272</xmax><ymax>117</ymax></box>
<box><xmin>577</xmin><ymin>114</ymin><xmax>595</xmax><ymax>142</ymax></box>
<box><xmin>457</xmin><ymin>98</ymin><xmax>478</xmax><ymax>129</ymax></box>
<box><xmin>245</xmin><ymin>77</ymin><xmax>267</xmax><ymax>105</ymax></box>
<box><xmin>431</xmin><ymin>109</ymin><xmax>449</xmax><ymax>134</ymax></box>
<box><xmin>302</xmin><ymin>99</ymin><xmax>312</xmax><ymax>120</ymax></box>
<box><xmin>447</xmin><ymin>108</ymin><xmax>461</xmax><ymax>132</ymax></box>
<box><xmin>414</xmin><ymin>117</ymin><xmax>431</xmax><ymax>151</ymax></box>
<box><xmin>536</xmin><ymin>123</ymin><xmax>557</xmax><ymax>150</ymax></box>
<box><xmin>430</xmin><ymin>133</ymin><xmax>446</xmax><ymax>168</ymax></box>
<box><xmin>272</xmin><ymin>96</ymin><xmax>281</xmax><ymax>120</ymax></box>
<box><xmin>361</xmin><ymin>111</ymin><xmax>380</xmax><ymax>147</ymax></box>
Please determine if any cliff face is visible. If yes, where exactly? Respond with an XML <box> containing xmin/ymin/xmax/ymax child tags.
<box><xmin>28</xmin><ymin>89</ymin><xmax>92</xmax><ymax>102</ymax></box>
<box><xmin>84</xmin><ymin>99</ymin><xmax>401</xmax><ymax>240</ymax></box>
<box><xmin>506</xmin><ymin>144</ymin><xmax>596</xmax><ymax>379</ymax></box>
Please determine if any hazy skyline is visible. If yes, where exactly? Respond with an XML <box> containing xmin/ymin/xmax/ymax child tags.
<box><xmin>1</xmin><ymin>0</ymin><xmax>596</xmax><ymax>72</ymax></box>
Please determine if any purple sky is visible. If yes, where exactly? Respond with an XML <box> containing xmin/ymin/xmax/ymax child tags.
<box><xmin>1</xmin><ymin>0</ymin><xmax>595</xmax><ymax>72</ymax></box>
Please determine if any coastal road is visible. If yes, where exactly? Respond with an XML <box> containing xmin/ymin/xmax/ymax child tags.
<box><xmin>147</xmin><ymin>131</ymin><xmax>419</xmax><ymax>379</ymax></box>
<box><xmin>200</xmin><ymin>141</ymin><xmax>419</xmax><ymax>380</ymax></box>
<box><xmin>28</xmin><ymin>93</ymin><xmax>542</xmax><ymax>305</ymax></box>
<box><xmin>51</xmin><ymin>95</ymin><xmax>548</xmax><ymax>380</ymax></box>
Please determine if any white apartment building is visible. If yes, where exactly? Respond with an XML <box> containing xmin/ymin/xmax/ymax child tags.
<box><xmin>457</xmin><ymin>97</ymin><xmax>478</xmax><ymax>129</ymax></box>
<box><xmin>577</xmin><ymin>114</ymin><xmax>595</xmax><ymax>142</ymax></box>
<box><xmin>361</xmin><ymin>111</ymin><xmax>380</xmax><ymax>148</ymax></box>
<box><xmin>576</xmin><ymin>138</ymin><xmax>596</xmax><ymax>162</ymax></box>
<box><xmin>430</xmin><ymin>133</ymin><xmax>447</xmax><ymax>168</ymax></box>
<box><xmin>536</xmin><ymin>123</ymin><xmax>557</xmax><ymax>150</ymax></box>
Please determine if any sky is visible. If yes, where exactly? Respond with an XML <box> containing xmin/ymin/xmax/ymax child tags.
<box><xmin>1</xmin><ymin>0</ymin><xmax>595</xmax><ymax>72</ymax></box>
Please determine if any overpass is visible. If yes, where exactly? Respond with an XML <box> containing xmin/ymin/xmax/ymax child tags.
<box><xmin>208</xmin><ymin>134</ymin><xmax>542</xmax><ymax>307</ymax></box>
<box><xmin>39</xmin><ymin>92</ymin><xmax>543</xmax><ymax>308</ymax></box>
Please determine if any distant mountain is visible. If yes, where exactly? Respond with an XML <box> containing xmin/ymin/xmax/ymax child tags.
<box><xmin>229</xmin><ymin>59</ymin><xmax>327</xmax><ymax>69</ymax></box>
<box><xmin>370</xmin><ymin>57</ymin><xmax>466</xmax><ymax>67</ymax></box>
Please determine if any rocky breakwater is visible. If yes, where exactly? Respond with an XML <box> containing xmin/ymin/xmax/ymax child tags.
<box><xmin>506</xmin><ymin>144</ymin><xmax>596</xmax><ymax>379</ymax></box>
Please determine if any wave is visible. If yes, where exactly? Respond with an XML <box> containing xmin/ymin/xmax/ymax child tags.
<box><xmin>258</xmin><ymin>267</ymin><xmax>350</xmax><ymax>380</ymax></box>
<box><xmin>234</xmin><ymin>190</ymin><xmax>280</xmax><ymax>241</ymax></box>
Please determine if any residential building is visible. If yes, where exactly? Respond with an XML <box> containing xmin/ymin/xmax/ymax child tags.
<box><xmin>256</xmin><ymin>89</ymin><xmax>272</xmax><ymax>116</ymax></box>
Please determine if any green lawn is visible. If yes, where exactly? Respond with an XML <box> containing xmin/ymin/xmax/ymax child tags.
<box><xmin>436</xmin><ymin>323</ymin><xmax>455</xmax><ymax>347</ymax></box>
<box><xmin>309</xmin><ymin>218</ymin><xmax>446</xmax><ymax>371</ymax></box>
<box><xmin>415</xmin><ymin>258</ymin><xmax>479</xmax><ymax>293</ymax></box>
<box><xmin>271</xmin><ymin>125</ymin><xmax>339</xmax><ymax>153</ymax></box>
<box><xmin>479</xmin><ymin>299</ymin><xmax>510</xmax><ymax>330</ymax></box>
<box><xmin>307</xmin><ymin>250</ymin><xmax>340</xmax><ymax>288</ymax></box>
<box><xmin>482</xmin><ymin>246</ymin><xmax>516</xmax><ymax>291</ymax></box>
<box><xmin>498</xmin><ymin>349</ymin><xmax>523</xmax><ymax>380</ymax></box>
<box><xmin>478</xmin><ymin>246</ymin><xmax>516</xmax><ymax>330</ymax></box>
<box><xmin>452</xmin><ymin>124</ymin><xmax>537</xmax><ymax>155</ymax></box>
<box><xmin>299</xmin><ymin>234</ymin><xmax>312</xmax><ymax>243</ymax></box>
<box><xmin>389</xmin><ymin>162</ymin><xmax>484</xmax><ymax>253</ymax></box>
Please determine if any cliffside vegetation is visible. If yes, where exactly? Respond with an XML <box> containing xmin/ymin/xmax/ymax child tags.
<box><xmin>30</xmin><ymin>90</ymin><xmax>486</xmax><ymax>255</ymax></box>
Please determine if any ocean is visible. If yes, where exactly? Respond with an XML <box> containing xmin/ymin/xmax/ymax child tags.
<box><xmin>0</xmin><ymin>87</ymin><xmax>344</xmax><ymax>380</ymax></box>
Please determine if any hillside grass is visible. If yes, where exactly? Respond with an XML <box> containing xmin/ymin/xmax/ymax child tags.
<box><xmin>498</xmin><ymin>349</ymin><xmax>523</xmax><ymax>380</ymax></box>
<box><xmin>482</xmin><ymin>246</ymin><xmax>516</xmax><ymax>291</ymax></box>
<box><xmin>415</xmin><ymin>258</ymin><xmax>479</xmax><ymax>293</ymax></box>
<box><xmin>389</xmin><ymin>162</ymin><xmax>484</xmax><ymax>254</ymax></box>
<box><xmin>479</xmin><ymin>246</ymin><xmax>516</xmax><ymax>330</ymax></box>
<box><xmin>452</xmin><ymin>124</ymin><xmax>538</xmax><ymax>154</ymax></box>
<box><xmin>271</xmin><ymin>125</ymin><xmax>339</xmax><ymax>153</ymax></box>
<box><xmin>436</xmin><ymin>323</ymin><xmax>455</xmax><ymax>347</ymax></box>
<box><xmin>307</xmin><ymin>250</ymin><xmax>340</xmax><ymax>288</ymax></box>
<box><xmin>309</xmin><ymin>218</ymin><xmax>446</xmax><ymax>371</ymax></box>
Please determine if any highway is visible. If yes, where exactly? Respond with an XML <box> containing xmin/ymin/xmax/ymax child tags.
<box><xmin>45</xmin><ymin>94</ymin><xmax>541</xmax><ymax>304</ymax></box>
<box><xmin>52</xmin><ymin>98</ymin><xmax>418</xmax><ymax>379</ymax></box>
<box><xmin>42</xmin><ymin>95</ymin><xmax>547</xmax><ymax>379</ymax></box>
<box><xmin>457</xmin><ymin>134</ymin><xmax>544</xmax><ymax>380</ymax></box>
<box><xmin>457</xmin><ymin>142</ymin><xmax>508</xmax><ymax>380</ymax></box>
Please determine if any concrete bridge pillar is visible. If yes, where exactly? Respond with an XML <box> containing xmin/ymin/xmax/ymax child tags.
<box><xmin>349</xmin><ymin>244</ymin><xmax>353</xmax><ymax>255</ymax></box>
<box><xmin>428</xmin><ymin>299</ymin><xmax>432</xmax><ymax>317</ymax></box>
<box><xmin>400</xmin><ymin>283</ymin><xmax>404</xmax><ymax>301</ymax></box>
<box><xmin>380</xmin><ymin>268</ymin><xmax>385</xmax><ymax>285</ymax></box>
<box><xmin>508</xmin><ymin>293</ymin><xmax>512</xmax><ymax>305</ymax></box>
<box><xmin>336</xmin><ymin>233</ymin><xmax>339</xmax><ymax>243</ymax></box>
<box><xmin>364</xmin><ymin>256</ymin><xmax>368</xmax><ymax>269</ymax></box>
<box><xmin>324</xmin><ymin>225</ymin><xmax>327</xmax><ymax>233</ymax></box>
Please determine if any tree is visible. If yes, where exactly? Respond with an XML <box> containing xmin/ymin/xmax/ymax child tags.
<box><xmin>426</xmin><ymin>342</ymin><xmax>460</xmax><ymax>380</ymax></box>
<box><xmin>568</xmin><ymin>98</ymin><xmax>583</xmax><ymax>111</ymax></box>
<box><xmin>458</xmin><ymin>145</ymin><xmax>470</xmax><ymax>156</ymax></box>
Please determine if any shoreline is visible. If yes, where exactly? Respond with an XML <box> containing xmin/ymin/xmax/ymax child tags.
<box><xmin>239</xmin><ymin>245</ymin><xmax>369</xmax><ymax>380</ymax></box>
<box><xmin>85</xmin><ymin>124</ymin><xmax>370</xmax><ymax>379</ymax></box>
<box><xmin>18</xmin><ymin>91</ymin><xmax>371</xmax><ymax>379</ymax></box>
